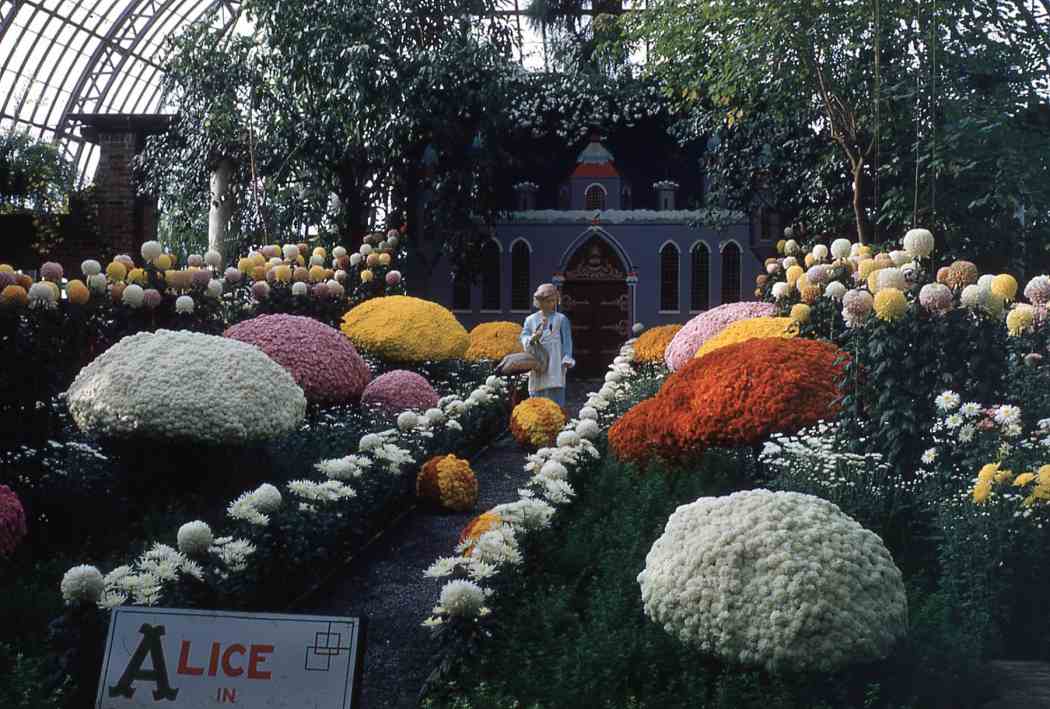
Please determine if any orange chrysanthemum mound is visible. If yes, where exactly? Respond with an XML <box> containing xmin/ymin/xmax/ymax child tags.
<box><xmin>458</xmin><ymin>510</ymin><xmax>503</xmax><ymax>556</ymax></box>
<box><xmin>464</xmin><ymin>321</ymin><xmax>524</xmax><ymax>361</ymax></box>
<box><xmin>610</xmin><ymin>337</ymin><xmax>847</xmax><ymax>465</ymax></box>
<box><xmin>510</xmin><ymin>397</ymin><xmax>567</xmax><ymax>448</ymax></box>
<box><xmin>633</xmin><ymin>324</ymin><xmax>683</xmax><ymax>364</ymax></box>
<box><xmin>416</xmin><ymin>454</ymin><xmax>478</xmax><ymax>512</ymax></box>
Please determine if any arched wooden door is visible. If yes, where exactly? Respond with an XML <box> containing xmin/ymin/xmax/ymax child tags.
<box><xmin>560</xmin><ymin>236</ymin><xmax>629</xmax><ymax>377</ymax></box>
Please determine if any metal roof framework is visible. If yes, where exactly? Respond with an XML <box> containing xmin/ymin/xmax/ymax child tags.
<box><xmin>0</xmin><ymin>0</ymin><xmax>242</xmax><ymax>184</ymax></box>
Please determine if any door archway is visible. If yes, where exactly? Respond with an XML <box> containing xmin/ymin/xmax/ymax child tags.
<box><xmin>559</xmin><ymin>234</ymin><xmax>630</xmax><ymax>377</ymax></box>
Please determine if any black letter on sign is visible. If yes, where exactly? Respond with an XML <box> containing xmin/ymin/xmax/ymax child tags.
<box><xmin>107</xmin><ymin>623</ymin><xmax>179</xmax><ymax>701</ymax></box>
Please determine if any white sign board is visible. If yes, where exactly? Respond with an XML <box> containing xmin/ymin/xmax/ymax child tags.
<box><xmin>96</xmin><ymin>607</ymin><xmax>363</xmax><ymax>708</ymax></box>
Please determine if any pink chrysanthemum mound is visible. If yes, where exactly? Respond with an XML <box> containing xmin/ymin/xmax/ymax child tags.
<box><xmin>361</xmin><ymin>370</ymin><xmax>439</xmax><ymax>414</ymax></box>
<box><xmin>664</xmin><ymin>301</ymin><xmax>776</xmax><ymax>371</ymax></box>
<box><xmin>0</xmin><ymin>485</ymin><xmax>27</xmax><ymax>558</ymax></box>
<box><xmin>224</xmin><ymin>314</ymin><xmax>371</xmax><ymax>405</ymax></box>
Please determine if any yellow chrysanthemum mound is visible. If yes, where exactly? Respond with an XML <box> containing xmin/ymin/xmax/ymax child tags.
<box><xmin>693</xmin><ymin>317</ymin><xmax>797</xmax><ymax>360</ymax></box>
<box><xmin>464</xmin><ymin>321</ymin><xmax>523</xmax><ymax>361</ymax></box>
<box><xmin>340</xmin><ymin>295</ymin><xmax>469</xmax><ymax>363</ymax></box>
<box><xmin>417</xmin><ymin>454</ymin><xmax>478</xmax><ymax>512</ymax></box>
<box><xmin>634</xmin><ymin>324</ymin><xmax>683</xmax><ymax>363</ymax></box>
<box><xmin>510</xmin><ymin>397</ymin><xmax>567</xmax><ymax>448</ymax></box>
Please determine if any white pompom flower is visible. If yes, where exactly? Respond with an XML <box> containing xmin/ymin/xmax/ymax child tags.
<box><xmin>250</xmin><ymin>483</ymin><xmax>283</xmax><ymax>513</ymax></box>
<box><xmin>81</xmin><ymin>259</ymin><xmax>102</xmax><ymax>276</ymax></box>
<box><xmin>397</xmin><ymin>411</ymin><xmax>419</xmax><ymax>431</ymax></box>
<box><xmin>576</xmin><ymin>418</ymin><xmax>600</xmax><ymax>440</ymax></box>
<box><xmin>438</xmin><ymin>580</ymin><xmax>488</xmax><ymax>618</ymax></box>
<box><xmin>204</xmin><ymin>249</ymin><xmax>222</xmax><ymax>268</ymax></box>
<box><xmin>140</xmin><ymin>240</ymin><xmax>163</xmax><ymax>262</ymax></box>
<box><xmin>903</xmin><ymin>228</ymin><xmax>934</xmax><ymax>258</ymax></box>
<box><xmin>578</xmin><ymin>406</ymin><xmax>598</xmax><ymax>421</ymax></box>
<box><xmin>556</xmin><ymin>430</ymin><xmax>580</xmax><ymax>448</ymax></box>
<box><xmin>122</xmin><ymin>284</ymin><xmax>145</xmax><ymax>308</ymax></box>
<box><xmin>177</xmin><ymin>521</ymin><xmax>214</xmax><ymax>556</ymax></box>
<box><xmin>61</xmin><ymin>565</ymin><xmax>105</xmax><ymax>604</ymax></box>
<box><xmin>175</xmin><ymin>295</ymin><xmax>195</xmax><ymax>314</ymax></box>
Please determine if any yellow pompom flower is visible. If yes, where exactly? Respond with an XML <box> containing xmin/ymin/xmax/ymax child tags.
<box><xmin>1013</xmin><ymin>472</ymin><xmax>1037</xmax><ymax>487</ymax></box>
<box><xmin>785</xmin><ymin>265</ymin><xmax>804</xmax><ymax>286</ymax></box>
<box><xmin>274</xmin><ymin>265</ymin><xmax>292</xmax><ymax>283</ymax></box>
<box><xmin>633</xmin><ymin>324</ymin><xmax>683</xmax><ymax>363</ymax></box>
<box><xmin>464</xmin><ymin>321</ymin><xmax>524</xmax><ymax>361</ymax></box>
<box><xmin>972</xmin><ymin>463</ymin><xmax>999</xmax><ymax>503</ymax></box>
<box><xmin>105</xmin><ymin>262</ymin><xmax>127</xmax><ymax>282</ymax></box>
<box><xmin>1007</xmin><ymin>305</ymin><xmax>1036</xmax><ymax>336</ymax></box>
<box><xmin>1025</xmin><ymin>465</ymin><xmax>1050</xmax><ymax>506</ymax></box>
<box><xmin>0</xmin><ymin>264</ymin><xmax>13</xmax><ymax>273</ymax></box>
<box><xmin>694</xmin><ymin>317</ymin><xmax>797</xmax><ymax>359</ymax></box>
<box><xmin>796</xmin><ymin>275</ymin><xmax>811</xmax><ymax>292</ymax></box>
<box><xmin>804</xmin><ymin>253</ymin><xmax>815</xmax><ymax>268</ymax></box>
<box><xmin>790</xmin><ymin>303</ymin><xmax>811</xmax><ymax>324</ymax></box>
<box><xmin>360</xmin><ymin>269</ymin><xmax>374</xmax><ymax>283</ymax></box>
<box><xmin>416</xmin><ymin>454</ymin><xmax>478</xmax><ymax>512</ymax></box>
<box><xmin>856</xmin><ymin>245</ymin><xmax>874</xmax><ymax>259</ymax></box>
<box><xmin>991</xmin><ymin>273</ymin><xmax>1018</xmax><ymax>301</ymax></box>
<box><xmin>857</xmin><ymin>258</ymin><xmax>879</xmax><ymax>282</ymax></box>
<box><xmin>873</xmin><ymin>288</ymin><xmax>907</xmax><ymax>321</ymax></box>
<box><xmin>128</xmin><ymin>268</ymin><xmax>147</xmax><ymax>285</ymax></box>
<box><xmin>341</xmin><ymin>295</ymin><xmax>470</xmax><ymax>362</ymax></box>
<box><xmin>378</xmin><ymin>253</ymin><xmax>391</xmax><ymax>266</ymax></box>
<box><xmin>510</xmin><ymin>397</ymin><xmax>567</xmax><ymax>448</ymax></box>
<box><xmin>308</xmin><ymin>265</ymin><xmax>326</xmax><ymax>283</ymax></box>
<box><xmin>154</xmin><ymin>254</ymin><xmax>172</xmax><ymax>270</ymax></box>
<box><xmin>776</xmin><ymin>239</ymin><xmax>786</xmax><ymax>255</ymax></box>
<box><xmin>366</xmin><ymin>253</ymin><xmax>379</xmax><ymax>267</ymax></box>
<box><xmin>66</xmin><ymin>280</ymin><xmax>89</xmax><ymax>304</ymax></box>
<box><xmin>312</xmin><ymin>246</ymin><xmax>327</xmax><ymax>259</ymax></box>
<box><xmin>800</xmin><ymin>285</ymin><xmax>821</xmax><ymax>304</ymax></box>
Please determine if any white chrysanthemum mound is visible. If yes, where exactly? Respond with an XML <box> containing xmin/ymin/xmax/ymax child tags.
<box><xmin>67</xmin><ymin>329</ymin><xmax>307</xmax><ymax>444</ymax></box>
<box><xmin>638</xmin><ymin>489</ymin><xmax>907</xmax><ymax>674</ymax></box>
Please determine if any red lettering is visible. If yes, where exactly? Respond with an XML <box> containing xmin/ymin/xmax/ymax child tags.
<box><xmin>176</xmin><ymin>640</ymin><xmax>203</xmax><ymax>676</ymax></box>
<box><xmin>221</xmin><ymin>644</ymin><xmax>246</xmax><ymax>677</ymax></box>
<box><xmin>247</xmin><ymin>644</ymin><xmax>273</xmax><ymax>680</ymax></box>
<box><xmin>221</xmin><ymin>687</ymin><xmax>237</xmax><ymax>702</ymax></box>
<box><xmin>208</xmin><ymin>642</ymin><xmax>221</xmax><ymax>676</ymax></box>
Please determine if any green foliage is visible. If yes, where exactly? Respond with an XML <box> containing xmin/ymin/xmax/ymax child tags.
<box><xmin>625</xmin><ymin>0</ymin><xmax>1050</xmax><ymax>267</ymax></box>
<box><xmin>424</xmin><ymin>446</ymin><xmax>993</xmax><ymax>709</ymax></box>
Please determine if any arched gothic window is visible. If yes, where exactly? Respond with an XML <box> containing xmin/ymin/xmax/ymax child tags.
<box><xmin>659</xmin><ymin>242</ymin><xmax>679</xmax><ymax>311</ymax></box>
<box><xmin>511</xmin><ymin>241</ymin><xmax>531</xmax><ymax>311</ymax></box>
<box><xmin>585</xmin><ymin>184</ymin><xmax>607</xmax><ymax>211</ymax></box>
<box><xmin>480</xmin><ymin>240</ymin><xmax>501</xmax><ymax>310</ymax></box>
<box><xmin>691</xmin><ymin>243</ymin><xmax>710</xmax><ymax>311</ymax></box>
<box><xmin>721</xmin><ymin>242</ymin><xmax>741</xmax><ymax>304</ymax></box>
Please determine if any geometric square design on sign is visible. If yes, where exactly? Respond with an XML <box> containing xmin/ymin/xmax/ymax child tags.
<box><xmin>305</xmin><ymin>622</ymin><xmax>350</xmax><ymax>672</ymax></box>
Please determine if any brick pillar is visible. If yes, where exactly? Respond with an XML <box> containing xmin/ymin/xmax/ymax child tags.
<box><xmin>93</xmin><ymin>130</ymin><xmax>138</xmax><ymax>258</ymax></box>
<box><xmin>66</xmin><ymin>114</ymin><xmax>169</xmax><ymax>263</ymax></box>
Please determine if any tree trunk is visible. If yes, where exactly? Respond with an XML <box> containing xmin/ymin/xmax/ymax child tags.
<box><xmin>208</xmin><ymin>158</ymin><xmax>234</xmax><ymax>259</ymax></box>
<box><xmin>852</xmin><ymin>160</ymin><xmax>873</xmax><ymax>244</ymax></box>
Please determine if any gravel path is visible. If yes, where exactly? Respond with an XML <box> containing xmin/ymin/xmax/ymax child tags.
<box><xmin>299</xmin><ymin>381</ymin><xmax>596</xmax><ymax>709</ymax></box>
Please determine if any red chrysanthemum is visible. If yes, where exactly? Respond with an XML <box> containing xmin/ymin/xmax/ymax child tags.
<box><xmin>361</xmin><ymin>369</ymin><xmax>439</xmax><ymax>414</ymax></box>
<box><xmin>224</xmin><ymin>313</ymin><xmax>371</xmax><ymax>405</ymax></box>
<box><xmin>0</xmin><ymin>484</ymin><xmax>28</xmax><ymax>557</ymax></box>
<box><xmin>610</xmin><ymin>337</ymin><xmax>847</xmax><ymax>466</ymax></box>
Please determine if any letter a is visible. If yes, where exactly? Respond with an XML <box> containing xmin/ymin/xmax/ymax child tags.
<box><xmin>108</xmin><ymin>623</ymin><xmax>179</xmax><ymax>701</ymax></box>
